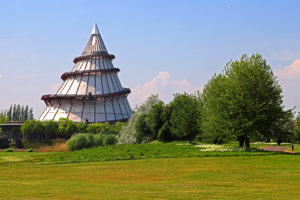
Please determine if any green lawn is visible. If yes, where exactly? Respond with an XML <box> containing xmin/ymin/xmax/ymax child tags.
<box><xmin>0</xmin><ymin>143</ymin><xmax>299</xmax><ymax>199</ymax></box>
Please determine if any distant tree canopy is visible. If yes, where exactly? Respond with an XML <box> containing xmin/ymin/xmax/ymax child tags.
<box><xmin>1</xmin><ymin>104</ymin><xmax>33</xmax><ymax>122</ymax></box>
<box><xmin>130</xmin><ymin>93</ymin><xmax>202</xmax><ymax>144</ymax></box>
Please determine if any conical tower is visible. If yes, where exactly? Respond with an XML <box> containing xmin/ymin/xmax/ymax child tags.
<box><xmin>39</xmin><ymin>24</ymin><xmax>132</xmax><ymax>123</ymax></box>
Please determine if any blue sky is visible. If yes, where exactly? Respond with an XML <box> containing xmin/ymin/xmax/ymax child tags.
<box><xmin>0</xmin><ymin>0</ymin><xmax>300</xmax><ymax>118</ymax></box>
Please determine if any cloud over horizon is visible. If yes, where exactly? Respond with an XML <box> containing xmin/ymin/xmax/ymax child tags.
<box><xmin>275</xmin><ymin>59</ymin><xmax>300</xmax><ymax>111</ymax></box>
<box><xmin>128</xmin><ymin>72</ymin><xmax>202</xmax><ymax>108</ymax></box>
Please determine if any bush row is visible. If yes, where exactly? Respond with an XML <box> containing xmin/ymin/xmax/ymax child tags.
<box><xmin>21</xmin><ymin>118</ymin><xmax>127</xmax><ymax>140</ymax></box>
<box><xmin>66</xmin><ymin>133</ymin><xmax>118</xmax><ymax>151</ymax></box>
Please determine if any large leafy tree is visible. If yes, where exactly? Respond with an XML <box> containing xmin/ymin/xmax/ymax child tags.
<box><xmin>202</xmin><ymin>54</ymin><xmax>285</xmax><ymax>148</ymax></box>
<box><xmin>201</xmin><ymin>74</ymin><xmax>231</xmax><ymax>144</ymax></box>
<box><xmin>168</xmin><ymin>93</ymin><xmax>201</xmax><ymax>141</ymax></box>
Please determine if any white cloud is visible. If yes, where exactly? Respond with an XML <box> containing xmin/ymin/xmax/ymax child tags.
<box><xmin>275</xmin><ymin>59</ymin><xmax>300</xmax><ymax>111</ymax></box>
<box><xmin>128</xmin><ymin>72</ymin><xmax>202</xmax><ymax>108</ymax></box>
<box><xmin>0</xmin><ymin>74</ymin><xmax>2</xmax><ymax>79</ymax></box>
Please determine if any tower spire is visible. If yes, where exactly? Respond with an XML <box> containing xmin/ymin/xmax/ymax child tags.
<box><xmin>91</xmin><ymin>24</ymin><xmax>100</xmax><ymax>35</ymax></box>
<box><xmin>82</xmin><ymin>24</ymin><xmax>107</xmax><ymax>55</ymax></box>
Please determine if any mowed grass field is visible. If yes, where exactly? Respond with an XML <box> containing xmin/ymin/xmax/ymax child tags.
<box><xmin>0</xmin><ymin>143</ymin><xmax>300</xmax><ymax>199</ymax></box>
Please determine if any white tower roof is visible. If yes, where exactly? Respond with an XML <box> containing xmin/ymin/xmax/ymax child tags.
<box><xmin>39</xmin><ymin>24</ymin><xmax>132</xmax><ymax>123</ymax></box>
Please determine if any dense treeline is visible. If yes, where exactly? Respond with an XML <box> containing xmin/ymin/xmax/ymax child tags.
<box><xmin>0</xmin><ymin>104</ymin><xmax>33</xmax><ymax>122</ymax></box>
<box><xmin>119</xmin><ymin>54</ymin><xmax>298</xmax><ymax>147</ymax></box>
<box><xmin>10</xmin><ymin>53</ymin><xmax>300</xmax><ymax>150</ymax></box>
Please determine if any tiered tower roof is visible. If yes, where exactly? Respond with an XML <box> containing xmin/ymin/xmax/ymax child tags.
<box><xmin>39</xmin><ymin>24</ymin><xmax>132</xmax><ymax>123</ymax></box>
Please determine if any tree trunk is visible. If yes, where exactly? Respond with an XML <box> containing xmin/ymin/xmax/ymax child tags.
<box><xmin>245</xmin><ymin>136</ymin><xmax>250</xmax><ymax>148</ymax></box>
<box><xmin>238</xmin><ymin>135</ymin><xmax>244</xmax><ymax>147</ymax></box>
<box><xmin>277</xmin><ymin>138</ymin><xmax>282</xmax><ymax>146</ymax></box>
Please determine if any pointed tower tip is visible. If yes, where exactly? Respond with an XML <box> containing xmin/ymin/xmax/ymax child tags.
<box><xmin>91</xmin><ymin>24</ymin><xmax>100</xmax><ymax>35</ymax></box>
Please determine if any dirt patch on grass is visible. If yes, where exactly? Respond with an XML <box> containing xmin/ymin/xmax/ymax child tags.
<box><xmin>38</xmin><ymin>143</ymin><xmax>68</xmax><ymax>152</ymax></box>
<box><xmin>261</xmin><ymin>146</ymin><xmax>287</xmax><ymax>152</ymax></box>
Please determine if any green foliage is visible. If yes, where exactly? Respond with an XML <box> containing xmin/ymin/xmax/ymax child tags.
<box><xmin>270</xmin><ymin>110</ymin><xmax>295</xmax><ymax>145</ymax></box>
<box><xmin>168</xmin><ymin>93</ymin><xmax>201</xmax><ymax>141</ymax></box>
<box><xmin>135</xmin><ymin>114</ymin><xmax>152</xmax><ymax>143</ymax></box>
<box><xmin>21</xmin><ymin>119</ymin><xmax>45</xmax><ymax>140</ymax></box>
<box><xmin>22</xmin><ymin>139</ymin><xmax>52</xmax><ymax>149</ymax></box>
<box><xmin>133</xmin><ymin>93</ymin><xmax>202</xmax><ymax>143</ymax></box>
<box><xmin>42</xmin><ymin>120</ymin><xmax>58</xmax><ymax>139</ymax></box>
<box><xmin>4</xmin><ymin>147</ymin><xmax>13</xmax><ymax>152</ymax></box>
<box><xmin>0</xmin><ymin>114</ymin><xmax>8</xmax><ymax>124</ymax></box>
<box><xmin>157</xmin><ymin>122</ymin><xmax>172</xmax><ymax>142</ymax></box>
<box><xmin>103</xmin><ymin>135</ymin><xmax>118</xmax><ymax>145</ymax></box>
<box><xmin>93</xmin><ymin>134</ymin><xmax>104</xmax><ymax>146</ymax></box>
<box><xmin>201</xmin><ymin>54</ymin><xmax>286</xmax><ymax>148</ymax></box>
<box><xmin>58</xmin><ymin>118</ymin><xmax>84</xmax><ymax>139</ymax></box>
<box><xmin>26</xmin><ymin>148</ymin><xmax>33</xmax><ymax>152</ymax></box>
<box><xmin>118</xmin><ymin>95</ymin><xmax>162</xmax><ymax>144</ymax></box>
<box><xmin>66</xmin><ymin>134</ymin><xmax>89</xmax><ymax>151</ymax></box>
<box><xmin>294</xmin><ymin>113</ymin><xmax>300</xmax><ymax>143</ymax></box>
<box><xmin>148</xmin><ymin>101</ymin><xmax>164</xmax><ymax>140</ymax></box>
<box><xmin>67</xmin><ymin>133</ymin><xmax>118</xmax><ymax>151</ymax></box>
<box><xmin>0</xmin><ymin>138</ymin><xmax>9</xmax><ymax>149</ymax></box>
<box><xmin>86</xmin><ymin>122</ymin><xmax>126</xmax><ymax>135</ymax></box>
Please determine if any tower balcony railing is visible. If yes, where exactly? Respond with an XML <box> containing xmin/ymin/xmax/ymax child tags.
<box><xmin>61</xmin><ymin>68</ymin><xmax>120</xmax><ymax>80</ymax></box>
<box><xmin>41</xmin><ymin>88</ymin><xmax>131</xmax><ymax>103</ymax></box>
<box><xmin>73</xmin><ymin>52</ymin><xmax>115</xmax><ymax>64</ymax></box>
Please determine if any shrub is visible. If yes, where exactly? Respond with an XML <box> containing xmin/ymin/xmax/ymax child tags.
<box><xmin>4</xmin><ymin>147</ymin><xmax>13</xmax><ymax>152</ymax></box>
<box><xmin>85</xmin><ymin>134</ymin><xmax>95</xmax><ymax>148</ymax></box>
<box><xmin>15</xmin><ymin>139</ymin><xmax>24</xmax><ymax>149</ymax></box>
<box><xmin>58</xmin><ymin>118</ymin><xmax>85</xmax><ymax>139</ymax></box>
<box><xmin>94</xmin><ymin>134</ymin><xmax>104</xmax><ymax>146</ymax></box>
<box><xmin>26</xmin><ymin>148</ymin><xmax>33</xmax><ymax>152</ymax></box>
<box><xmin>0</xmin><ymin>138</ymin><xmax>9</xmax><ymax>149</ymax></box>
<box><xmin>66</xmin><ymin>134</ymin><xmax>88</xmax><ymax>151</ymax></box>
<box><xmin>104</xmin><ymin>135</ymin><xmax>118</xmax><ymax>145</ymax></box>
<box><xmin>22</xmin><ymin>139</ymin><xmax>52</xmax><ymax>149</ymax></box>
<box><xmin>67</xmin><ymin>133</ymin><xmax>117</xmax><ymax>151</ymax></box>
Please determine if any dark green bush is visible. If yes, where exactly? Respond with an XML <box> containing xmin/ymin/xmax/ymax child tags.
<box><xmin>85</xmin><ymin>134</ymin><xmax>95</xmax><ymax>148</ymax></box>
<box><xmin>0</xmin><ymin>138</ymin><xmax>9</xmax><ymax>149</ymax></box>
<box><xmin>158</xmin><ymin>122</ymin><xmax>172</xmax><ymax>142</ymax></box>
<box><xmin>15</xmin><ymin>139</ymin><xmax>24</xmax><ymax>148</ymax></box>
<box><xmin>66</xmin><ymin>134</ymin><xmax>88</xmax><ymax>151</ymax></box>
<box><xmin>104</xmin><ymin>135</ymin><xmax>118</xmax><ymax>145</ymax></box>
<box><xmin>93</xmin><ymin>134</ymin><xmax>104</xmax><ymax>146</ymax></box>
